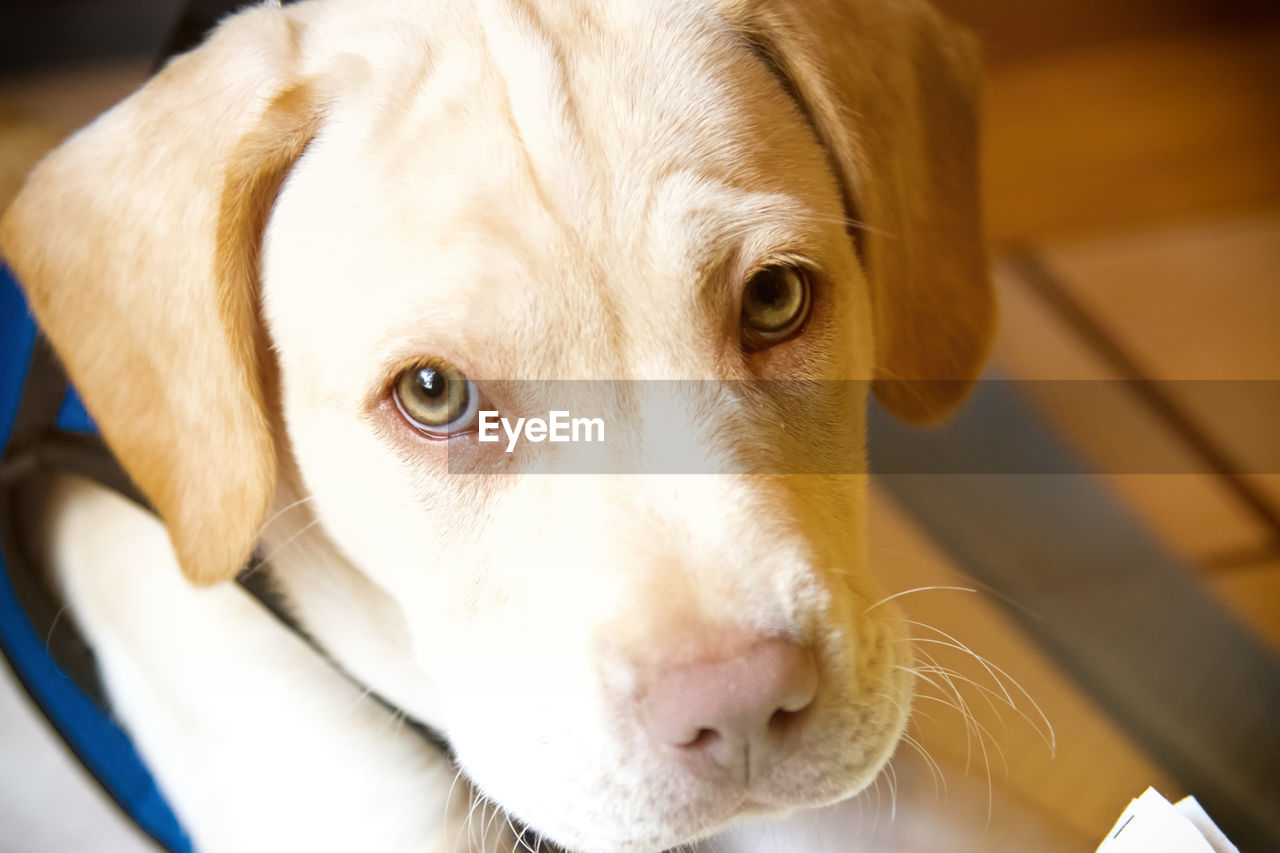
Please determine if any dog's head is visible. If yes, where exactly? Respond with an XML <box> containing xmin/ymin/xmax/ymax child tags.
<box><xmin>0</xmin><ymin>0</ymin><xmax>991</xmax><ymax>849</ymax></box>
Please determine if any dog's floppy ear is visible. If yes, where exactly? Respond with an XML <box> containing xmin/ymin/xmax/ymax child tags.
<box><xmin>0</xmin><ymin>5</ymin><xmax>320</xmax><ymax>585</ymax></box>
<box><xmin>724</xmin><ymin>0</ymin><xmax>995</xmax><ymax>422</ymax></box>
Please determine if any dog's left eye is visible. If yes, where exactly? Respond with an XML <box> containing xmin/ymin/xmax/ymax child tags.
<box><xmin>392</xmin><ymin>361</ymin><xmax>481</xmax><ymax>437</ymax></box>
<box><xmin>741</xmin><ymin>263</ymin><xmax>811</xmax><ymax>348</ymax></box>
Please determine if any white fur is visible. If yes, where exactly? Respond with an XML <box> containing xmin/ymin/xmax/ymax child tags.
<box><xmin>0</xmin><ymin>0</ymin><xmax>998</xmax><ymax>849</ymax></box>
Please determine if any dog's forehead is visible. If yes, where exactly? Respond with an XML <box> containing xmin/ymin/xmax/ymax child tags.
<box><xmin>264</xmin><ymin>0</ymin><xmax>841</xmax><ymax>398</ymax></box>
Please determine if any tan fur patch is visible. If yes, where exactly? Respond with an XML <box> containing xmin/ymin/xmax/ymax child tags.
<box><xmin>0</xmin><ymin>5</ymin><xmax>314</xmax><ymax>585</ymax></box>
<box><xmin>721</xmin><ymin>0</ymin><xmax>996</xmax><ymax>422</ymax></box>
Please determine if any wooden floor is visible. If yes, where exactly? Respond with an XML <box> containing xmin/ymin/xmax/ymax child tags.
<box><xmin>970</xmin><ymin>1</ymin><xmax>1280</xmax><ymax>659</ymax></box>
<box><xmin>1</xmin><ymin>1</ymin><xmax>1278</xmax><ymax>849</ymax></box>
<box><xmin>901</xmin><ymin>0</ymin><xmax>1280</xmax><ymax>846</ymax></box>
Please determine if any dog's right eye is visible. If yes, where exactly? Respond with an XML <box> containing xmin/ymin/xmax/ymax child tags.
<box><xmin>391</xmin><ymin>361</ymin><xmax>480</xmax><ymax>437</ymax></box>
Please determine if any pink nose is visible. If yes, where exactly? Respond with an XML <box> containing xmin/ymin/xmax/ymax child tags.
<box><xmin>640</xmin><ymin>639</ymin><xmax>818</xmax><ymax>779</ymax></box>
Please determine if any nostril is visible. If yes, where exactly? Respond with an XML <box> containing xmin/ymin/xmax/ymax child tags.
<box><xmin>680</xmin><ymin>727</ymin><xmax>722</xmax><ymax>751</ymax></box>
<box><xmin>767</xmin><ymin>705</ymin><xmax>808</xmax><ymax>734</ymax></box>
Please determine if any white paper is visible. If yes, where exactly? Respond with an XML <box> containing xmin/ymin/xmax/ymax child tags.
<box><xmin>1097</xmin><ymin>788</ymin><xmax>1237</xmax><ymax>853</ymax></box>
<box><xmin>1173</xmin><ymin>795</ymin><xmax>1240</xmax><ymax>853</ymax></box>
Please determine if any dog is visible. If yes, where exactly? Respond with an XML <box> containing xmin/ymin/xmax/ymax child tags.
<box><xmin>0</xmin><ymin>0</ymin><xmax>993</xmax><ymax>849</ymax></box>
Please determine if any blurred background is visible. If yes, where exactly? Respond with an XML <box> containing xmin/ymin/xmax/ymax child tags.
<box><xmin>1</xmin><ymin>0</ymin><xmax>1278</xmax><ymax>850</ymax></box>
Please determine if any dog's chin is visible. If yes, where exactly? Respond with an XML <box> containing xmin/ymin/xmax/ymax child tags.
<box><xmin>520</xmin><ymin>750</ymin><xmax>899</xmax><ymax>853</ymax></box>
<box><xmin>481</xmin><ymin>696</ymin><xmax>911</xmax><ymax>853</ymax></box>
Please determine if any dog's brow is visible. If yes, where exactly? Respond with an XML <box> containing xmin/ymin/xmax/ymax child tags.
<box><xmin>733</xmin><ymin>27</ymin><xmax>865</xmax><ymax>260</ymax></box>
<box><xmin>645</xmin><ymin>172</ymin><xmax>821</xmax><ymax>317</ymax></box>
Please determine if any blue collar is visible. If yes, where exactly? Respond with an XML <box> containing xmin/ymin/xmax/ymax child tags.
<box><xmin>0</xmin><ymin>263</ymin><xmax>193</xmax><ymax>853</ymax></box>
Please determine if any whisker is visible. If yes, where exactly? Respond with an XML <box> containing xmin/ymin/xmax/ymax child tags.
<box><xmin>44</xmin><ymin>605</ymin><xmax>68</xmax><ymax>650</ymax></box>
<box><xmin>911</xmin><ymin>645</ymin><xmax>1006</xmax><ymax>722</ymax></box>
<box><xmin>868</xmin><ymin>771</ymin><xmax>882</xmax><ymax>837</ymax></box>
<box><xmin>875</xmin><ymin>681</ymin><xmax>947</xmax><ymax>794</ymax></box>
<box><xmin>903</xmin><ymin>622</ymin><xmax>1056</xmax><ymax>755</ymax></box>
<box><xmin>241</xmin><ymin>517</ymin><xmax>321</xmax><ymax>579</ymax></box>
<box><xmin>505</xmin><ymin>812</ymin><xmax>522</xmax><ymax>853</ymax></box>
<box><xmin>900</xmin><ymin>732</ymin><xmax>947</xmax><ymax>797</ymax></box>
<box><xmin>906</xmin><ymin>624</ymin><xmax>1023</xmax><ymax>721</ymax></box>
<box><xmin>915</xmin><ymin>674</ymin><xmax>999</xmax><ymax>827</ymax></box>
<box><xmin>913</xmin><ymin>692</ymin><xmax>977</xmax><ymax>773</ymax></box>
<box><xmin>483</xmin><ymin>794</ymin><xmax>508</xmax><ymax>850</ymax></box>
<box><xmin>787</xmin><ymin>210</ymin><xmax>899</xmax><ymax>239</ymax></box>
<box><xmin>255</xmin><ymin>493</ymin><xmax>318</xmax><ymax>539</ymax></box>
<box><xmin>457</xmin><ymin>787</ymin><xmax>477</xmax><ymax>853</ymax></box>
<box><xmin>861</xmin><ymin>585</ymin><xmax>976</xmax><ymax>615</ymax></box>
<box><xmin>478</xmin><ymin>796</ymin><xmax>494</xmax><ymax>850</ymax></box>
<box><xmin>972</xmin><ymin>696</ymin><xmax>994</xmax><ymax>830</ymax></box>
<box><xmin>339</xmin><ymin>655</ymin><xmax>417</xmax><ymax>717</ymax></box>
<box><xmin>444</xmin><ymin>765</ymin><xmax>467</xmax><ymax>836</ymax></box>
<box><xmin>904</xmin><ymin>645</ymin><xmax>981</xmax><ymax>772</ymax></box>
<box><xmin>868</xmin><ymin>546</ymin><xmax>1046</xmax><ymax>622</ymax></box>
<box><xmin>885</xmin><ymin>760</ymin><xmax>898</xmax><ymax>824</ymax></box>
<box><xmin>910</xmin><ymin>668</ymin><xmax>1002</xmax><ymax>825</ymax></box>
<box><xmin>910</xmin><ymin>665</ymin><xmax>1010</xmax><ymax>777</ymax></box>
<box><xmin>911</xmin><ymin>660</ymin><xmax>1011</xmax><ymax>743</ymax></box>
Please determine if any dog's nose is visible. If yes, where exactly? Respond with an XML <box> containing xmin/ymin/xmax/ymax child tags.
<box><xmin>641</xmin><ymin>639</ymin><xmax>818</xmax><ymax>779</ymax></box>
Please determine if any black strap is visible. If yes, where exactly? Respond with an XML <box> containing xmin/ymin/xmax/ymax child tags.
<box><xmin>234</xmin><ymin>566</ymin><xmax>454</xmax><ymax>757</ymax></box>
<box><xmin>1</xmin><ymin>334</ymin><xmax>119</xmax><ymax>705</ymax></box>
<box><xmin>7</xmin><ymin>335</ymin><xmax>69</xmax><ymax>457</ymax></box>
<box><xmin>1</xmin><ymin>434</ymin><xmax>135</xmax><ymax>707</ymax></box>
